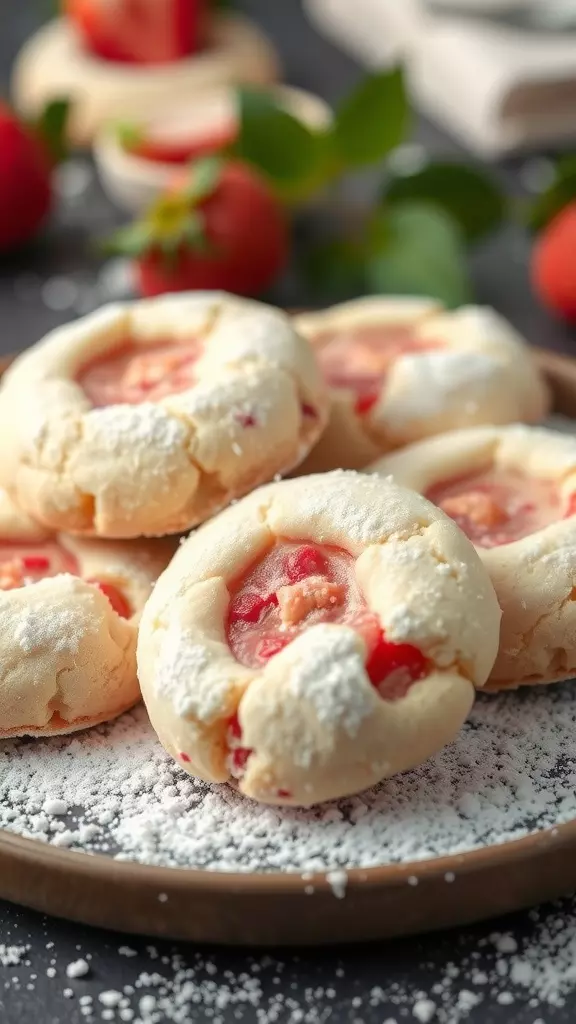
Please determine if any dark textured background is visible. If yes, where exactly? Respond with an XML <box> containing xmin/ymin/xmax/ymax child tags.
<box><xmin>1</xmin><ymin>3</ymin><xmax>576</xmax><ymax>1022</ymax></box>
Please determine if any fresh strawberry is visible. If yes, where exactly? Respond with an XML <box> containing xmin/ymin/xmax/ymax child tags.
<box><xmin>532</xmin><ymin>202</ymin><xmax>576</xmax><ymax>322</ymax></box>
<box><xmin>117</xmin><ymin>117</ymin><xmax>236</xmax><ymax>166</ymax></box>
<box><xmin>0</xmin><ymin>102</ymin><xmax>52</xmax><ymax>252</ymax></box>
<box><xmin>108</xmin><ymin>157</ymin><xmax>288</xmax><ymax>297</ymax></box>
<box><xmin>64</xmin><ymin>0</ymin><xmax>206</xmax><ymax>64</ymax></box>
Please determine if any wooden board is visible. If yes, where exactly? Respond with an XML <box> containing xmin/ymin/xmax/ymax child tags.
<box><xmin>1</xmin><ymin>347</ymin><xmax>576</xmax><ymax>945</ymax></box>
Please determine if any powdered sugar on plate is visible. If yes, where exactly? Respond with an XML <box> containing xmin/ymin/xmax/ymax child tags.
<box><xmin>2</xmin><ymin>683</ymin><xmax>576</xmax><ymax>873</ymax></box>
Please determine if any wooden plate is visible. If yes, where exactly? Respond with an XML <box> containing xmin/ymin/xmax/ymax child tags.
<box><xmin>1</xmin><ymin>347</ymin><xmax>575</xmax><ymax>946</ymax></box>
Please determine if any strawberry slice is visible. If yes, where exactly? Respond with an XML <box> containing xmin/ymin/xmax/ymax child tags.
<box><xmin>65</xmin><ymin>0</ymin><xmax>206</xmax><ymax>65</ymax></box>
<box><xmin>87</xmin><ymin>579</ymin><xmax>131</xmax><ymax>619</ymax></box>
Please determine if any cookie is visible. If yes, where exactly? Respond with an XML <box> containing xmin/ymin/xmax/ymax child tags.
<box><xmin>294</xmin><ymin>298</ymin><xmax>549</xmax><ymax>473</ymax></box>
<box><xmin>0</xmin><ymin>488</ymin><xmax>173</xmax><ymax>737</ymax></box>
<box><xmin>0</xmin><ymin>292</ymin><xmax>327</xmax><ymax>539</ymax></box>
<box><xmin>12</xmin><ymin>11</ymin><xmax>280</xmax><ymax>147</ymax></box>
<box><xmin>137</xmin><ymin>471</ymin><xmax>500</xmax><ymax>806</ymax></box>
<box><xmin>372</xmin><ymin>425</ymin><xmax>576</xmax><ymax>689</ymax></box>
<box><xmin>95</xmin><ymin>84</ymin><xmax>332</xmax><ymax>214</ymax></box>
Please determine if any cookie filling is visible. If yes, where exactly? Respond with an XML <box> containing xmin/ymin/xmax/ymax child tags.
<box><xmin>225</xmin><ymin>540</ymin><xmax>428</xmax><ymax>783</ymax></box>
<box><xmin>427</xmin><ymin>468</ymin><xmax>562</xmax><ymax>548</ymax></box>
<box><xmin>119</xmin><ymin>99</ymin><xmax>237</xmax><ymax>165</ymax></box>
<box><xmin>313</xmin><ymin>325</ymin><xmax>440</xmax><ymax>416</ymax></box>
<box><xmin>78</xmin><ymin>338</ymin><xmax>202</xmax><ymax>406</ymax></box>
<box><xmin>0</xmin><ymin>541</ymin><xmax>131</xmax><ymax>617</ymax></box>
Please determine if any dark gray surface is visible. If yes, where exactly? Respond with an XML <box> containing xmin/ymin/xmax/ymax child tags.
<box><xmin>1</xmin><ymin>3</ymin><xmax>576</xmax><ymax>1023</ymax></box>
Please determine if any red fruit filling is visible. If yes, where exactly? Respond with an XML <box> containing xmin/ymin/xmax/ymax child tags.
<box><xmin>120</xmin><ymin>102</ymin><xmax>238</xmax><ymax>164</ymax></box>
<box><xmin>78</xmin><ymin>337</ymin><xmax>203</xmax><ymax>407</ymax></box>
<box><xmin>85</xmin><ymin>579</ymin><xmax>132</xmax><ymax>618</ymax></box>
<box><xmin>0</xmin><ymin>542</ymin><xmax>78</xmax><ymax>590</ymax></box>
<box><xmin>313</xmin><ymin>324</ymin><xmax>441</xmax><ymax>416</ymax></box>
<box><xmin>0</xmin><ymin>541</ymin><xmax>131</xmax><ymax>615</ymax></box>
<box><xmin>564</xmin><ymin>492</ymin><xmax>576</xmax><ymax>518</ymax></box>
<box><xmin>427</xmin><ymin>468</ymin><xmax>561</xmax><ymax>548</ymax></box>
<box><xmin>225</xmin><ymin>540</ymin><xmax>429</xmax><ymax>777</ymax></box>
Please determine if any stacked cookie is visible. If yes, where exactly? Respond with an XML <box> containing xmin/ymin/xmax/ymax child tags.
<box><xmin>0</xmin><ymin>290</ymin><xmax>566</xmax><ymax>807</ymax></box>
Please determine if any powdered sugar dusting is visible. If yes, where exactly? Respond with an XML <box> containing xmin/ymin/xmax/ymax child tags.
<box><xmin>288</xmin><ymin>627</ymin><xmax>373</xmax><ymax>738</ymax></box>
<box><xmin>0</xmin><ymin>579</ymin><xmax>98</xmax><ymax>655</ymax></box>
<box><xmin>390</xmin><ymin>351</ymin><xmax>501</xmax><ymax>419</ymax></box>
<box><xmin>84</xmin><ymin>404</ymin><xmax>186</xmax><ymax>452</ymax></box>
<box><xmin>154</xmin><ymin>625</ymin><xmax>233</xmax><ymax>722</ymax></box>
<box><xmin>2</xmin><ymin>685</ymin><xmax>576</xmax><ymax>872</ymax></box>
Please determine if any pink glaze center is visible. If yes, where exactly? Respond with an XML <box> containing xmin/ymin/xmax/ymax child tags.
<box><xmin>78</xmin><ymin>338</ymin><xmax>202</xmax><ymax>407</ymax></box>
<box><xmin>224</xmin><ymin>541</ymin><xmax>429</xmax><ymax>784</ymax></box>
<box><xmin>0</xmin><ymin>541</ymin><xmax>79</xmax><ymax>590</ymax></box>
<box><xmin>0</xmin><ymin>541</ymin><xmax>131</xmax><ymax>617</ymax></box>
<box><xmin>227</xmin><ymin>540</ymin><xmax>427</xmax><ymax>686</ymax></box>
<box><xmin>314</xmin><ymin>325</ymin><xmax>440</xmax><ymax>410</ymax></box>
<box><xmin>427</xmin><ymin>467</ymin><xmax>562</xmax><ymax>548</ymax></box>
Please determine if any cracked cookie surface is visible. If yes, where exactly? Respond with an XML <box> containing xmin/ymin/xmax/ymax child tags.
<box><xmin>293</xmin><ymin>297</ymin><xmax>549</xmax><ymax>473</ymax></box>
<box><xmin>137</xmin><ymin>471</ymin><xmax>500</xmax><ymax>806</ymax></box>
<box><xmin>0</xmin><ymin>488</ymin><xmax>174</xmax><ymax>736</ymax></box>
<box><xmin>372</xmin><ymin>425</ymin><xmax>576</xmax><ymax>690</ymax></box>
<box><xmin>0</xmin><ymin>292</ymin><xmax>327</xmax><ymax>538</ymax></box>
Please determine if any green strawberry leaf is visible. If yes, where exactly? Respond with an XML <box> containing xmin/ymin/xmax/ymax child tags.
<box><xmin>527</xmin><ymin>155</ymin><xmax>576</xmax><ymax>232</ymax></box>
<box><xmin>333</xmin><ymin>67</ymin><xmax>408</xmax><ymax>168</ymax></box>
<box><xmin>235</xmin><ymin>86</ymin><xmax>328</xmax><ymax>192</ymax></box>
<box><xmin>184</xmin><ymin>156</ymin><xmax>223</xmax><ymax>205</ymax></box>
<box><xmin>384</xmin><ymin>161</ymin><xmax>505</xmax><ymax>242</ymax></box>
<box><xmin>115</xmin><ymin>121</ymin><xmax>145</xmax><ymax>152</ymax></box>
<box><xmin>365</xmin><ymin>201</ymin><xmax>471</xmax><ymax>307</ymax></box>
<box><xmin>35</xmin><ymin>97</ymin><xmax>71</xmax><ymax>165</ymax></box>
<box><xmin>104</xmin><ymin>222</ymin><xmax>156</xmax><ymax>258</ymax></box>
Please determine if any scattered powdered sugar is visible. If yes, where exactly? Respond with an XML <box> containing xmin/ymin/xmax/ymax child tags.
<box><xmin>6</xmin><ymin>898</ymin><xmax>576</xmax><ymax>1019</ymax></box>
<box><xmin>0</xmin><ymin>944</ymin><xmax>29</xmax><ymax>967</ymax></box>
<box><xmin>2</xmin><ymin>684</ymin><xmax>576</xmax><ymax>873</ymax></box>
<box><xmin>66</xmin><ymin>958</ymin><xmax>90</xmax><ymax>979</ymax></box>
<box><xmin>326</xmin><ymin>868</ymin><xmax>348</xmax><ymax>899</ymax></box>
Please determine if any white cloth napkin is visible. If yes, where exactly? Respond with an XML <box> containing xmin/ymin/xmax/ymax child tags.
<box><xmin>305</xmin><ymin>0</ymin><xmax>576</xmax><ymax>155</ymax></box>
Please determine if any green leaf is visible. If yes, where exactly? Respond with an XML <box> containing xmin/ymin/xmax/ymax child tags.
<box><xmin>365</xmin><ymin>201</ymin><xmax>471</xmax><ymax>307</ymax></box>
<box><xmin>34</xmin><ymin>98</ymin><xmax>71</xmax><ymax>165</ymax></box>
<box><xmin>115</xmin><ymin>121</ymin><xmax>144</xmax><ymax>152</ymax></box>
<box><xmin>184</xmin><ymin>157</ymin><xmax>224</xmax><ymax>205</ymax></box>
<box><xmin>333</xmin><ymin>67</ymin><xmax>408</xmax><ymax>168</ymax></box>
<box><xmin>384</xmin><ymin>161</ymin><xmax>505</xmax><ymax>242</ymax></box>
<box><xmin>527</xmin><ymin>156</ymin><xmax>576</xmax><ymax>232</ymax></box>
<box><xmin>235</xmin><ymin>86</ymin><xmax>327</xmax><ymax>191</ymax></box>
<box><xmin>103</xmin><ymin>222</ymin><xmax>156</xmax><ymax>258</ymax></box>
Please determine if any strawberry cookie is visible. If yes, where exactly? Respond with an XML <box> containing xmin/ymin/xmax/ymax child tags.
<box><xmin>0</xmin><ymin>293</ymin><xmax>327</xmax><ymax>539</ymax></box>
<box><xmin>372</xmin><ymin>425</ymin><xmax>576</xmax><ymax>689</ymax></box>
<box><xmin>293</xmin><ymin>298</ymin><xmax>549</xmax><ymax>473</ymax></box>
<box><xmin>95</xmin><ymin>85</ymin><xmax>332</xmax><ymax>214</ymax></box>
<box><xmin>137</xmin><ymin>472</ymin><xmax>500</xmax><ymax>806</ymax></box>
<box><xmin>0</xmin><ymin>487</ymin><xmax>172</xmax><ymax>737</ymax></box>
<box><xmin>12</xmin><ymin>9</ymin><xmax>279</xmax><ymax>147</ymax></box>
